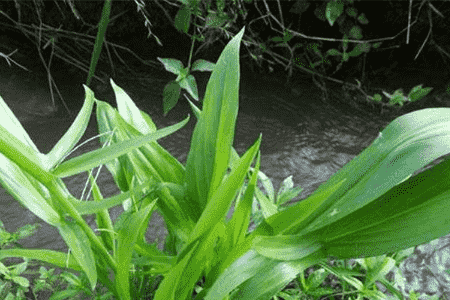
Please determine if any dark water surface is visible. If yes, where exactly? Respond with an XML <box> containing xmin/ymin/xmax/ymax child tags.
<box><xmin>1</xmin><ymin>63</ymin><xmax>450</xmax><ymax>297</ymax></box>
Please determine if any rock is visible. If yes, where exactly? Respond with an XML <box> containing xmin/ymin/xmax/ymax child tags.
<box><xmin>385</xmin><ymin>234</ymin><xmax>450</xmax><ymax>300</ymax></box>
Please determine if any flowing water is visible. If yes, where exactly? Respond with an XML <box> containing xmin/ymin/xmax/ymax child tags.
<box><xmin>1</xmin><ymin>62</ymin><xmax>450</xmax><ymax>299</ymax></box>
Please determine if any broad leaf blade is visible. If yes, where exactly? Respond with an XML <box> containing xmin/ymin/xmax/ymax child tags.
<box><xmin>314</xmin><ymin>157</ymin><xmax>450</xmax><ymax>258</ymax></box>
<box><xmin>302</xmin><ymin>107</ymin><xmax>450</xmax><ymax>234</ymax></box>
<box><xmin>253</xmin><ymin>234</ymin><xmax>323</xmax><ymax>261</ymax></box>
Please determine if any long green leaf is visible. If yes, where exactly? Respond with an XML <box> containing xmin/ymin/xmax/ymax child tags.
<box><xmin>86</xmin><ymin>0</ymin><xmax>111</xmax><ymax>86</ymax></box>
<box><xmin>231</xmin><ymin>253</ymin><xmax>324</xmax><ymax>300</ymax></box>
<box><xmin>153</xmin><ymin>239</ymin><xmax>201</xmax><ymax>300</ymax></box>
<box><xmin>188</xmin><ymin>135</ymin><xmax>261</xmax><ymax>246</ymax></box>
<box><xmin>204</xmin><ymin>249</ymin><xmax>325</xmax><ymax>300</ymax></box>
<box><xmin>52</xmin><ymin>115</ymin><xmax>189</xmax><ymax>178</ymax></box>
<box><xmin>0</xmin><ymin>249</ymin><xmax>83</xmax><ymax>272</ymax></box>
<box><xmin>72</xmin><ymin>187</ymin><xmax>137</xmax><ymax>215</ymax></box>
<box><xmin>0</xmin><ymin>122</ymin><xmax>54</xmax><ymax>184</ymax></box>
<box><xmin>0</xmin><ymin>154</ymin><xmax>61</xmax><ymax>225</ymax></box>
<box><xmin>89</xmin><ymin>171</ymin><xmax>115</xmax><ymax>252</ymax></box>
<box><xmin>115</xmin><ymin>199</ymin><xmax>157</xmax><ymax>300</ymax></box>
<box><xmin>45</xmin><ymin>86</ymin><xmax>95</xmax><ymax>169</ymax></box>
<box><xmin>226</xmin><ymin>151</ymin><xmax>261</xmax><ymax>250</ymax></box>
<box><xmin>185</xmin><ymin>27</ymin><xmax>244</xmax><ymax>212</ymax></box>
<box><xmin>155</xmin><ymin>183</ymin><xmax>195</xmax><ymax>247</ymax></box>
<box><xmin>58</xmin><ymin>218</ymin><xmax>98</xmax><ymax>290</ymax></box>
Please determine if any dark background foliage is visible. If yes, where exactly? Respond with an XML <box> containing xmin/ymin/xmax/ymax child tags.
<box><xmin>1</xmin><ymin>0</ymin><xmax>450</xmax><ymax>112</ymax></box>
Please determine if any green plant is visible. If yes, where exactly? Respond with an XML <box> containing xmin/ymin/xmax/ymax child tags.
<box><xmin>0</xmin><ymin>221</ymin><xmax>40</xmax><ymax>251</ymax></box>
<box><xmin>156</xmin><ymin>0</ymin><xmax>237</xmax><ymax>116</ymax></box>
<box><xmin>0</xmin><ymin>261</ymin><xmax>116</xmax><ymax>300</ymax></box>
<box><xmin>2</xmin><ymin>25</ymin><xmax>450</xmax><ymax>300</ymax></box>
<box><xmin>370</xmin><ymin>84</ymin><xmax>434</xmax><ymax>108</ymax></box>
<box><xmin>342</xmin><ymin>80</ymin><xmax>434</xmax><ymax>115</ymax></box>
<box><xmin>321</xmin><ymin>0</ymin><xmax>377</xmax><ymax>72</ymax></box>
<box><xmin>0</xmin><ymin>258</ymin><xmax>31</xmax><ymax>300</ymax></box>
<box><xmin>0</xmin><ymin>221</ymin><xmax>32</xmax><ymax>299</ymax></box>
<box><xmin>0</xmin><ymin>221</ymin><xmax>117</xmax><ymax>299</ymax></box>
<box><xmin>247</xmin><ymin>173</ymin><xmax>302</xmax><ymax>230</ymax></box>
<box><xmin>157</xmin><ymin>57</ymin><xmax>215</xmax><ymax>116</ymax></box>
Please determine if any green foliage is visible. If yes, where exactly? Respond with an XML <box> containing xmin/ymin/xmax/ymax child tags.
<box><xmin>156</xmin><ymin>0</ymin><xmax>383</xmax><ymax>111</ymax></box>
<box><xmin>157</xmin><ymin>57</ymin><xmax>215</xmax><ymax>115</ymax></box>
<box><xmin>370</xmin><ymin>84</ymin><xmax>433</xmax><ymax>108</ymax></box>
<box><xmin>0</xmin><ymin>258</ymin><xmax>30</xmax><ymax>300</ymax></box>
<box><xmin>0</xmin><ymin>221</ymin><xmax>40</xmax><ymax>250</ymax></box>
<box><xmin>0</xmin><ymin>223</ymin><xmax>115</xmax><ymax>300</ymax></box>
